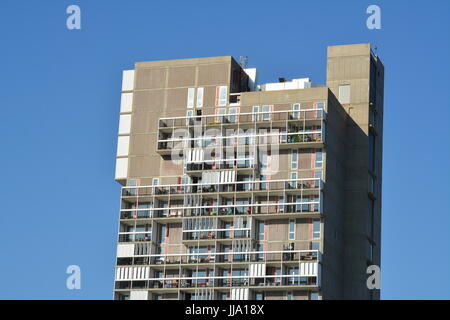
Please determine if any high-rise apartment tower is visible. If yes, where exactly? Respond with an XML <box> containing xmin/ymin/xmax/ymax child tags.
<box><xmin>113</xmin><ymin>43</ymin><xmax>384</xmax><ymax>300</ymax></box>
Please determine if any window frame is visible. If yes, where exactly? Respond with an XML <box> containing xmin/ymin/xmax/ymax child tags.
<box><xmin>196</xmin><ymin>87</ymin><xmax>204</xmax><ymax>108</ymax></box>
<box><xmin>288</xmin><ymin>219</ymin><xmax>296</xmax><ymax>240</ymax></box>
<box><xmin>216</xmin><ymin>86</ymin><xmax>228</xmax><ymax>106</ymax></box>
<box><xmin>291</xmin><ymin>149</ymin><xmax>298</xmax><ymax>170</ymax></box>
<box><xmin>292</xmin><ymin>103</ymin><xmax>301</xmax><ymax>119</ymax></box>
<box><xmin>315</xmin><ymin>149</ymin><xmax>323</xmax><ymax>168</ymax></box>
<box><xmin>312</xmin><ymin>220</ymin><xmax>321</xmax><ymax>239</ymax></box>
<box><xmin>187</xmin><ymin>88</ymin><xmax>195</xmax><ymax>108</ymax></box>
<box><xmin>252</xmin><ymin>106</ymin><xmax>260</xmax><ymax>122</ymax></box>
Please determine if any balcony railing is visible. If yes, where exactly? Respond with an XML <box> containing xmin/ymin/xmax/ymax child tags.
<box><xmin>115</xmin><ymin>250</ymin><xmax>321</xmax><ymax>289</ymax></box>
<box><xmin>157</xmin><ymin>130</ymin><xmax>323</xmax><ymax>151</ymax></box>
<box><xmin>120</xmin><ymin>200</ymin><xmax>321</xmax><ymax>219</ymax></box>
<box><xmin>118</xmin><ymin>232</ymin><xmax>152</xmax><ymax>243</ymax></box>
<box><xmin>120</xmin><ymin>178</ymin><xmax>322</xmax><ymax>219</ymax></box>
<box><xmin>182</xmin><ymin>229</ymin><xmax>251</xmax><ymax>241</ymax></box>
<box><xmin>185</xmin><ymin>158</ymin><xmax>257</xmax><ymax>172</ymax></box>
<box><xmin>122</xmin><ymin>177</ymin><xmax>322</xmax><ymax>197</ymax></box>
<box><xmin>158</xmin><ymin>109</ymin><xmax>325</xmax><ymax>128</ymax></box>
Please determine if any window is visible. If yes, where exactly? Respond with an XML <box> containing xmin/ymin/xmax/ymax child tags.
<box><xmin>128</xmin><ymin>179</ymin><xmax>138</xmax><ymax>196</ymax></box>
<box><xmin>257</xmin><ymin>243</ymin><xmax>264</xmax><ymax>261</ymax></box>
<box><xmin>290</xmin><ymin>172</ymin><xmax>297</xmax><ymax>189</ymax></box>
<box><xmin>315</xmin><ymin>102</ymin><xmax>325</xmax><ymax>110</ymax></box>
<box><xmin>252</xmin><ymin>106</ymin><xmax>260</xmax><ymax>122</ymax></box>
<box><xmin>187</xmin><ymin>88</ymin><xmax>195</xmax><ymax>108</ymax></box>
<box><xmin>279</xmin><ymin>196</ymin><xmax>285</xmax><ymax>213</ymax></box>
<box><xmin>314</xmin><ymin>102</ymin><xmax>325</xmax><ymax>118</ymax></box>
<box><xmin>260</xmin><ymin>152</ymin><xmax>268</xmax><ymax>171</ymax></box>
<box><xmin>281</xmin><ymin>129</ymin><xmax>287</xmax><ymax>143</ymax></box>
<box><xmin>215</xmin><ymin>108</ymin><xmax>226</xmax><ymax>123</ymax></box>
<box><xmin>186</xmin><ymin>110</ymin><xmax>194</xmax><ymax>125</ymax></box>
<box><xmin>287</xmin><ymin>292</ymin><xmax>293</xmax><ymax>300</ymax></box>
<box><xmin>311</xmin><ymin>241</ymin><xmax>320</xmax><ymax>251</ymax></box>
<box><xmin>196</xmin><ymin>87</ymin><xmax>204</xmax><ymax>108</ymax></box>
<box><xmin>289</xmin><ymin>219</ymin><xmax>296</xmax><ymax>240</ymax></box>
<box><xmin>216</xmin><ymin>86</ymin><xmax>228</xmax><ymax>106</ymax></box>
<box><xmin>292</xmin><ymin>103</ymin><xmax>300</xmax><ymax>119</ymax></box>
<box><xmin>152</xmin><ymin>178</ymin><xmax>159</xmax><ymax>186</ymax></box>
<box><xmin>310</xmin><ymin>292</ymin><xmax>319</xmax><ymax>300</ymax></box>
<box><xmin>314</xmin><ymin>171</ymin><xmax>322</xmax><ymax>188</ymax></box>
<box><xmin>312</xmin><ymin>220</ymin><xmax>321</xmax><ymax>239</ymax></box>
<box><xmin>262</xmin><ymin>105</ymin><xmax>271</xmax><ymax>121</ymax></box>
<box><xmin>160</xmin><ymin>224</ymin><xmax>166</xmax><ymax>243</ymax></box>
<box><xmin>229</xmin><ymin>107</ymin><xmax>239</xmax><ymax>123</ymax></box>
<box><xmin>338</xmin><ymin>84</ymin><xmax>350</xmax><ymax>104</ymax></box>
<box><xmin>370</xmin><ymin>59</ymin><xmax>377</xmax><ymax>104</ymax></box>
<box><xmin>369</xmin><ymin>109</ymin><xmax>376</xmax><ymax>128</ymax></box>
<box><xmin>369</xmin><ymin>132</ymin><xmax>376</xmax><ymax>172</ymax></box>
<box><xmin>258</xmin><ymin>221</ymin><xmax>265</xmax><ymax>240</ymax></box>
<box><xmin>255</xmin><ymin>293</ymin><xmax>264</xmax><ymax>300</ymax></box>
<box><xmin>315</xmin><ymin>149</ymin><xmax>323</xmax><ymax>168</ymax></box>
<box><xmin>368</xmin><ymin>199</ymin><xmax>374</xmax><ymax>239</ymax></box>
<box><xmin>260</xmin><ymin>175</ymin><xmax>267</xmax><ymax>190</ymax></box>
<box><xmin>291</xmin><ymin>149</ymin><xmax>298</xmax><ymax>169</ymax></box>
<box><xmin>288</xmin><ymin>268</ymin><xmax>299</xmax><ymax>285</ymax></box>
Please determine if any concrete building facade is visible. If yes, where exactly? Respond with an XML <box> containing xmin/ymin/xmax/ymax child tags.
<box><xmin>113</xmin><ymin>43</ymin><xmax>384</xmax><ymax>300</ymax></box>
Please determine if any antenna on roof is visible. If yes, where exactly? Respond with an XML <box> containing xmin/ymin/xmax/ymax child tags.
<box><xmin>239</xmin><ymin>56</ymin><xmax>248</xmax><ymax>69</ymax></box>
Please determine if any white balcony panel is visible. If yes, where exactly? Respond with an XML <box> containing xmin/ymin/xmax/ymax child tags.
<box><xmin>116</xmin><ymin>136</ymin><xmax>130</xmax><ymax>157</ymax></box>
<box><xmin>115</xmin><ymin>158</ymin><xmax>128</xmax><ymax>180</ymax></box>
<box><xmin>187</xmin><ymin>149</ymin><xmax>204</xmax><ymax>162</ymax></box>
<box><xmin>299</xmin><ymin>262</ymin><xmax>318</xmax><ymax>277</ymax></box>
<box><xmin>117</xmin><ymin>243</ymin><xmax>134</xmax><ymax>258</ymax></box>
<box><xmin>130</xmin><ymin>290</ymin><xmax>148</xmax><ymax>300</ymax></box>
<box><xmin>249</xmin><ymin>264</ymin><xmax>266</xmax><ymax>277</ymax></box>
<box><xmin>118</xmin><ymin>114</ymin><xmax>131</xmax><ymax>135</ymax></box>
<box><xmin>116</xmin><ymin>266</ymin><xmax>150</xmax><ymax>280</ymax></box>
<box><xmin>202</xmin><ymin>171</ymin><xmax>220</xmax><ymax>184</ymax></box>
<box><xmin>121</xmin><ymin>70</ymin><xmax>134</xmax><ymax>91</ymax></box>
<box><xmin>120</xmin><ymin>93</ymin><xmax>133</xmax><ymax>113</ymax></box>
<box><xmin>231</xmin><ymin>288</ymin><xmax>249</xmax><ymax>300</ymax></box>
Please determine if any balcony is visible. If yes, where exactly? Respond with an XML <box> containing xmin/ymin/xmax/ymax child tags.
<box><xmin>158</xmin><ymin>109</ymin><xmax>325</xmax><ymax>129</ymax></box>
<box><xmin>118</xmin><ymin>232</ymin><xmax>152</xmax><ymax>243</ymax></box>
<box><xmin>114</xmin><ymin>249</ymin><xmax>321</xmax><ymax>289</ymax></box>
<box><xmin>156</xmin><ymin>128</ymin><xmax>324</xmax><ymax>155</ymax></box>
<box><xmin>119</xmin><ymin>178</ymin><xmax>322</xmax><ymax>220</ymax></box>
<box><xmin>121</xmin><ymin>177</ymin><xmax>322</xmax><ymax>198</ymax></box>
<box><xmin>185</xmin><ymin>158</ymin><xmax>257</xmax><ymax>175</ymax></box>
<box><xmin>182</xmin><ymin>229</ymin><xmax>251</xmax><ymax>242</ymax></box>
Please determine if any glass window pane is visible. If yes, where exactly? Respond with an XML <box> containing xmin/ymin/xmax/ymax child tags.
<box><xmin>196</xmin><ymin>87</ymin><xmax>204</xmax><ymax>107</ymax></box>
<box><xmin>187</xmin><ymin>88</ymin><xmax>195</xmax><ymax>108</ymax></box>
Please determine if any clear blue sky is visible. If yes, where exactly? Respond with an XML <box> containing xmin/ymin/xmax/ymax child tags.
<box><xmin>0</xmin><ymin>0</ymin><xmax>449</xmax><ymax>300</ymax></box>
